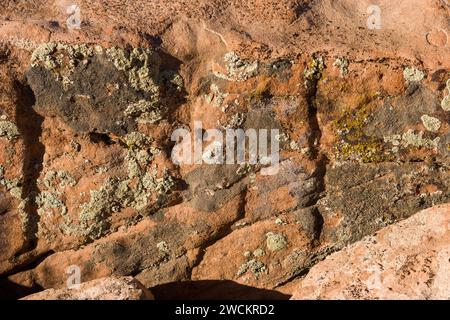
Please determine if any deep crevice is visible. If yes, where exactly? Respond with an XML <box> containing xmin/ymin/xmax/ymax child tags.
<box><xmin>13</xmin><ymin>80</ymin><xmax>44</xmax><ymax>253</ymax></box>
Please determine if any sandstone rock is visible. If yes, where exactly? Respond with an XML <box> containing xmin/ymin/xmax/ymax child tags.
<box><xmin>0</xmin><ymin>0</ymin><xmax>449</xmax><ymax>300</ymax></box>
<box><xmin>21</xmin><ymin>276</ymin><xmax>153</xmax><ymax>300</ymax></box>
<box><xmin>292</xmin><ymin>204</ymin><xmax>450</xmax><ymax>300</ymax></box>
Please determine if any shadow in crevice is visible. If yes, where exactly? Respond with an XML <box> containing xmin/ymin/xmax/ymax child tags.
<box><xmin>0</xmin><ymin>277</ymin><xmax>43</xmax><ymax>300</ymax></box>
<box><xmin>151</xmin><ymin>280</ymin><xmax>291</xmax><ymax>300</ymax></box>
<box><xmin>13</xmin><ymin>80</ymin><xmax>45</xmax><ymax>252</ymax></box>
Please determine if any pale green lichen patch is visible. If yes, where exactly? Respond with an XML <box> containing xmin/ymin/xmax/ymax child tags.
<box><xmin>77</xmin><ymin>135</ymin><xmax>174</xmax><ymax>241</ymax></box>
<box><xmin>333</xmin><ymin>57</ymin><xmax>349</xmax><ymax>76</ymax></box>
<box><xmin>36</xmin><ymin>191</ymin><xmax>66</xmax><ymax>216</ymax></box>
<box><xmin>0</xmin><ymin>165</ymin><xmax>21</xmax><ymax>191</ymax></box>
<box><xmin>442</xmin><ymin>96</ymin><xmax>450</xmax><ymax>111</ymax></box>
<box><xmin>42</xmin><ymin>170</ymin><xmax>77</xmax><ymax>190</ymax></box>
<box><xmin>265</xmin><ymin>232</ymin><xmax>288</xmax><ymax>252</ymax></box>
<box><xmin>237</xmin><ymin>259</ymin><xmax>267</xmax><ymax>278</ymax></box>
<box><xmin>106</xmin><ymin>47</ymin><xmax>161</xmax><ymax>93</ymax></box>
<box><xmin>214</xmin><ymin>52</ymin><xmax>259</xmax><ymax>81</ymax></box>
<box><xmin>421</xmin><ymin>115</ymin><xmax>441</xmax><ymax>132</ymax></box>
<box><xmin>0</xmin><ymin>120</ymin><xmax>20</xmax><ymax>140</ymax></box>
<box><xmin>161</xmin><ymin>70</ymin><xmax>184</xmax><ymax>92</ymax></box>
<box><xmin>253</xmin><ymin>248</ymin><xmax>265</xmax><ymax>257</ymax></box>
<box><xmin>223</xmin><ymin>112</ymin><xmax>245</xmax><ymax>129</ymax></box>
<box><xmin>35</xmin><ymin>169</ymin><xmax>78</xmax><ymax>238</ymax></box>
<box><xmin>0</xmin><ymin>165</ymin><xmax>31</xmax><ymax>232</ymax></box>
<box><xmin>384</xmin><ymin>130</ymin><xmax>440</xmax><ymax>150</ymax></box>
<box><xmin>205</xmin><ymin>83</ymin><xmax>229</xmax><ymax>108</ymax></box>
<box><xmin>156</xmin><ymin>241</ymin><xmax>170</xmax><ymax>255</ymax></box>
<box><xmin>31</xmin><ymin>43</ymin><xmax>94</xmax><ymax>90</ymax></box>
<box><xmin>124</xmin><ymin>99</ymin><xmax>164</xmax><ymax>124</ymax></box>
<box><xmin>403</xmin><ymin>66</ymin><xmax>425</xmax><ymax>82</ymax></box>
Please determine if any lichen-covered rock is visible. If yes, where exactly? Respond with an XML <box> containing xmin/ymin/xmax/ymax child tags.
<box><xmin>292</xmin><ymin>204</ymin><xmax>450</xmax><ymax>300</ymax></box>
<box><xmin>26</xmin><ymin>43</ymin><xmax>182</xmax><ymax>136</ymax></box>
<box><xmin>21</xmin><ymin>276</ymin><xmax>153</xmax><ymax>300</ymax></box>
<box><xmin>0</xmin><ymin>0</ymin><xmax>450</xmax><ymax>301</ymax></box>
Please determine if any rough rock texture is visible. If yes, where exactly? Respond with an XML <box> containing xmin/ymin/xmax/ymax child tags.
<box><xmin>21</xmin><ymin>276</ymin><xmax>153</xmax><ymax>300</ymax></box>
<box><xmin>0</xmin><ymin>1</ymin><xmax>449</xmax><ymax>300</ymax></box>
<box><xmin>292</xmin><ymin>204</ymin><xmax>450</xmax><ymax>300</ymax></box>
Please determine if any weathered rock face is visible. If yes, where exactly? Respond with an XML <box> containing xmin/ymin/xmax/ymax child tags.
<box><xmin>21</xmin><ymin>276</ymin><xmax>153</xmax><ymax>300</ymax></box>
<box><xmin>0</xmin><ymin>0</ymin><xmax>449</xmax><ymax>300</ymax></box>
<box><xmin>292</xmin><ymin>204</ymin><xmax>450</xmax><ymax>300</ymax></box>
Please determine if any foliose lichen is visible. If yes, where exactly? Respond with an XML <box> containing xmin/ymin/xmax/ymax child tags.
<box><xmin>205</xmin><ymin>83</ymin><xmax>229</xmax><ymax>108</ymax></box>
<box><xmin>77</xmin><ymin>133</ymin><xmax>174</xmax><ymax>241</ymax></box>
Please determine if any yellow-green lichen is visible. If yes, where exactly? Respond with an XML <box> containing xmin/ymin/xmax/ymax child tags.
<box><xmin>336</xmin><ymin>140</ymin><xmax>386</xmax><ymax>163</ymax></box>
<box><xmin>304</xmin><ymin>56</ymin><xmax>325</xmax><ymax>88</ymax></box>
<box><xmin>332</xmin><ymin>104</ymin><xmax>372</xmax><ymax>139</ymax></box>
<box><xmin>31</xmin><ymin>43</ymin><xmax>94</xmax><ymax>90</ymax></box>
<box><xmin>77</xmin><ymin>137</ymin><xmax>174</xmax><ymax>241</ymax></box>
